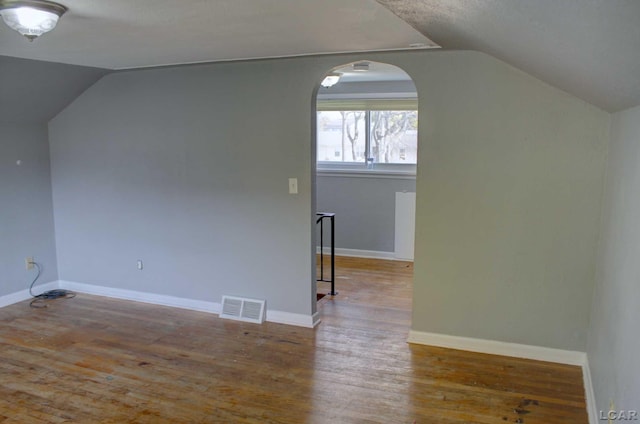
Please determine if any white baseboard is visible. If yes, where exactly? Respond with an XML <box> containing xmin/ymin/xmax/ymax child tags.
<box><xmin>408</xmin><ymin>330</ymin><xmax>587</xmax><ymax>365</ymax></box>
<box><xmin>0</xmin><ymin>281</ymin><xmax>59</xmax><ymax>308</ymax></box>
<box><xmin>58</xmin><ymin>280</ymin><xmax>318</xmax><ymax>329</ymax></box>
<box><xmin>266</xmin><ymin>310</ymin><xmax>321</xmax><ymax>328</ymax></box>
<box><xmin>316</xmin><ymin>246</ymin><xmax>397</xmax><ymax>260</ymax></box>
<box><xmin>408</xmin><ymin>330</ymin><xmax>596</xmax><ymax>422</ymax></box>
<box><xmin>59</xmin><ymin>280</ymin><xmax>221</xmax><ymax>314</ymax></box>
<box><xmin>582</xmin><ymin>357</ymin><xmax>598</xmax><ymax>424</ymax></box>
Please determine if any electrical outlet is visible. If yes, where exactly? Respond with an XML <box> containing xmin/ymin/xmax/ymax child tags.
<box><xmin>25</xmin><ymin>257</ymin><xmax>34</xmax><ymax>271</ymax></box>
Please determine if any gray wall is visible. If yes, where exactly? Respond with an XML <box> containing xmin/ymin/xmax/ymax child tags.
<box><xmin>316</xmin><ymin>174</ymin><xmax>415</xmax><ymax>253</ymax></box>
<box><xmin>407</xmin><ymin>52</ymin><xmax>610</xmax><ymax>351</ymax></box>
<box><xmin>0</xmin><ymin>124</ymin><xmax>58</xmax><ymax>295</ymax></box>
<box><xmin>0</xmin><ymin>55</ymin><xmax>109</xmax><ymax>124</ymax></box>
<box><xmin>588</xmin><ymin>105</ymin><xmax>640</xmax><ymax>414</ymax></box>
<box><xmin>49</xmin><ymin>50</ymin><xmax>609</xmax><ymax>347</ymax></box>
<box><xmin>0</xmin><ymin>56</ymin><xmax>107</xmax><ymax>298</ymax></box>
<box><xmin>49</xmin><ymin>60</ymin><xmax>318</xmax><ymax>315</ymax></box>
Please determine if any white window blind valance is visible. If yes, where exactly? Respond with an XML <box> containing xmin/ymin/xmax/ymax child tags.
<box><xmin>317</xmin><ymin>98</ymin><xmax>418</xmax><ymax>111</ymax></box>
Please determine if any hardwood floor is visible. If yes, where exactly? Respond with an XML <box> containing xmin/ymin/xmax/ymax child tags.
<box><xmin>0</xmin><ymin>256</ymin><xmax>588</xmax><ymax>423</ymax></box>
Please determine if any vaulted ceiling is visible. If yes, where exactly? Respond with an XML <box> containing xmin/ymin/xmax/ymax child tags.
<box><xmin>1</xmin><ymin>0</ymin><xmax>638</xmax><ymax>114</ymax></box>
<box><xmin>376</xmin><ymin>0</ymin><xmax>640</xmax><ymax>112</ymax></box>
<box><xmin>0</xmin><ymin>0</ymin><xmax>436</xmax><ymax>69</ymax></box>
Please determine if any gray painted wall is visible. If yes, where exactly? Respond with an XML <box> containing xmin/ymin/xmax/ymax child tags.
<box><xmin>588</xmin><ymin>105</ymin><xmax>640</xmax><ymax>415</ymax></box>
<box><xmin>0</xmin><ymin>124</ymin><xmax>58</xmax><ymax>295</ymax></box>
<box><xmin>0</xmin><ymin>56</ymin><xmax>105</xmax><ymax>298</ymax></box>
<box><xmin>316</xmin><ymin>174</ymin><xmax>415</xmax><ymax>253</ymax></box>
<box><xmin>49</xmin><ymin>50</ymin><xmax>609</xmax><ymax>347</ymax></box>
<box><xmin>49</xmin><ymin>60</ymin><xmax>318</xmax><ymax>315</ymax></box>
<box><xmin>407</xmin><ymin>52</ymin><xmax>610</xmax><ymax>351</ymax></box>
<box><xmin>0</xmin><ymin>55</ymin><xmax>109</xmax><ymax>124</ymax></box>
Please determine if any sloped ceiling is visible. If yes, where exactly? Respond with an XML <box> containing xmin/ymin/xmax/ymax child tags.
<box><xmin>0</xmin><ymin>0</ymin><xmax>435</xmax><ymax>70</ymax></box>
<box><xmin>376</xmin><ymin>0</ymin><xmax>640</xmax><ymax>112</ymax></box>
<box><xmin>1</xmin><ymin>0</ymin><xmax>638</xmax><ymax>114</ymax></box>
<box><xmin>0</xmin><ymin>55</ymin><xmax>109</xmax><ymax>124</ymax></box>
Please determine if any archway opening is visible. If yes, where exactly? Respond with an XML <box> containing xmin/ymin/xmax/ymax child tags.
<box><xmin>312</xmin><ymin>60</ymin><xmax>419</xmax><ymax>325</ymax></box>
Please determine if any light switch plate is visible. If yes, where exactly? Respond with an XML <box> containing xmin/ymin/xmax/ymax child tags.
<box><xmin>288</xmin><ymin>178</ymin><xmax>298</xmax><ymax>194</ymax></box>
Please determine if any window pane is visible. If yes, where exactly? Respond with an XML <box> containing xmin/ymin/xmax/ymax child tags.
<box><xmin>317</xmin><ymin>111</ymin><xmax>366</xmax><ymax>162</ymax></box>
<box><xmin>369</xmin><ymin>111</ymin><xmax>418</xmax><ymax>164</ymax></box>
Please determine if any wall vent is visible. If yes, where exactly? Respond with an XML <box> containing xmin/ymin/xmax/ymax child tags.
<box><xmin>220</xmin><ymin>296</ymin><xmax>266</xmax><ymax>324</ymax></box>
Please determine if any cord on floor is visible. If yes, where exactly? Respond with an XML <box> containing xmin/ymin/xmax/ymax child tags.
<box><xmin>28</xmin><ymin>261</ymin><xmax>76</xmax><ymax>308</ymax></box>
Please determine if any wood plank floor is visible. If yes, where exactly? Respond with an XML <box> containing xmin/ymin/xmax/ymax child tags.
<box><xmin>0</xmin><ymin>256</ymin><xmax>588</xmax><ymax>423</ymax></box>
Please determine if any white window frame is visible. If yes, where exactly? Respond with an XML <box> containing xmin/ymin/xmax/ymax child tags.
<box><xmin>316</xmin><ymin>97</ymin><xmax>418</xmax><ymax>178</ymax></box>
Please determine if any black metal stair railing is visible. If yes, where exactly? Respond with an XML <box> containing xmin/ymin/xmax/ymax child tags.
<box><xmin>316</xmin><ymin>212</ymin><xmax>337</xmax><ymax>296</ymax></box>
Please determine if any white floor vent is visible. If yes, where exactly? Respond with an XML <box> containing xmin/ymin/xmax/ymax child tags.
<box><xmin>220</xmin><ymin>296</ymin><xmax>266</xmax><ymax>324</ymax></box>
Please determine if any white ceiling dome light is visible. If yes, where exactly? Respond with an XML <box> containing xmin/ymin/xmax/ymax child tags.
<box><xmin>321</xmin><ymin>73</ymin><xmax>341</xmax><ymax>88</ymax></box>
<box><xmin>0</xmin><ymin>0</ymin><xmax>67</xmax><ymax>41</ymax></box>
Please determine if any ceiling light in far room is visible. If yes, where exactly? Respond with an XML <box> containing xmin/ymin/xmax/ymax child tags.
<box><xmin>0</xmin><ymin>0</ymin><xmax>67</xmax><ymax>41</ymax></box>
<box><xmin>321</xmin><ymin>73</ymin><xmax>341</xmax><ymax>88</ymax></box>
<box><xmin>352</xmin><ymin>62</ymin><xmax>370</xmax><ymax>72</ymax></box>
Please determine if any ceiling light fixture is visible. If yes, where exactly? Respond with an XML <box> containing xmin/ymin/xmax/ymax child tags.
<box><xmin>0</xmin><ymin>0</ymin><xmax>67</xmax><ymax>41</ymax></box>
<box><xmin>321</xmin><ymin>73</ymin><xmax>341</xmax><ymax>88</ymax></box>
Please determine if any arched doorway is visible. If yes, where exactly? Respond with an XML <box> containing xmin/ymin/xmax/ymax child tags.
<box><xmin>312</xmin><ymin>60</ymin><xmax>419</xmax><ymax>323</ymax></box>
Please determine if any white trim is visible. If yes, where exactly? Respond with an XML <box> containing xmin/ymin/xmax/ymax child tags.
<box><xmin>317</xmin><ymin>92</ymin><xmax>417</xmax><ymax>100</ymax></box>
<box><xmin>407</xmin><ymin>330</ymin><xmax>587</xmax><ymax>366</ymax></box>
<box><xmin>408</xmin><ymin>330</ymin><xmax>596</xmax><ymax>421</ymax></box>
<box><xmin>58</xmin><ymin>280</ymin><xmax>318</xmax><ymax>328</ymax></box>
<box><xmin>0</xmin><ymin>281</ymin><xmax>59</xmax><ymax>308</ymax></box>
<box><xmin>59</xmin><ymin>280</ymin><xmax>221</xmax><ymax>314</ymax></box>
<box><xmin>115</xmin><ymin>45</ymin><xmax>440</xmax><ymax>71</ymax></box>
<box><xmin>582</xmin><ymin>357</ymin><xmax>598</xmax><ymax>424</ymax></box>
<box><xmin>316</xmin><ymin>246</ymin><xmax>397</xmax><ymax>260</ymax></box>
<box><xmin>317</xmin><ymin>169</ymin><xmax>416</xmax><ymax>180</ymax></box>
<box><xmin>266</xmin><ymin>310</ymin><xmax>320</xmax><ymax>328</ymax></box>
<box><xmin>317</xmin><ymin>97</ymin><xmax>418</xmax><ymax>111</ymax></box>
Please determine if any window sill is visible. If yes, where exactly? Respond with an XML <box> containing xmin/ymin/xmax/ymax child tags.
<box><xmin>316</xmin><ymin>168</ymin><xmax>416</xmax><ymax>180</ymax></box>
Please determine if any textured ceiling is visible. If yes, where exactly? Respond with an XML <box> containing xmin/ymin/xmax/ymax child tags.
<box><xmin>1</xmin><ymin>0</ymin><xmax>638</xmax><ymax>113</ymax></box>
<box><xmin>376</xmin><ymin>0</ymin><xmax>640</xmax><ymax>112</ymax></box>
<box><xmin>0</xmin><ymin>0</ymin><xmax>436</xmax><ymax>70</ymax></box>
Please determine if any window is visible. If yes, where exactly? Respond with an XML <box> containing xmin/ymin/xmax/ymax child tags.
<box><xmin>317</xmin><ymin>111</ymin><xmax>366</xmax><ymax>162</ymax></box>
<box><xmin>316</xmin><ymin>98</ymin><xmax>418</xmax><ymax>171</ymax></box>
